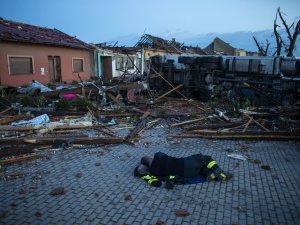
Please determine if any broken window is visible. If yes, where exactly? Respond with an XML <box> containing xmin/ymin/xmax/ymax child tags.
<box><xmin>116</xmin><ymin>57</ymin><xmax>124</xmax><ymax>71</ymax></box>
<box><xmin>136</xmin><ymin>58</ymin><xmax>141</xmax><ymax>71</ymax></box>
<box><xmin>127</xmin><ymin>57</ymin><xmax>134</xmax><ymax>69</ymax></box>
<box><xmin>72</xmin><ymin>58</ymin><xmax>84</xmax><ymax>73</ymax></box>
<box><xmin>8</xmin><ymin>56</ymin><xmax>33</xmax><ymax>75</ymax></box>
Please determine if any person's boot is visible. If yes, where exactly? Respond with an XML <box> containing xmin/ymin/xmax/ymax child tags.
<box><xmin>164</xmin><ymin>175</ymin><xmax>176</xmax><ymax>189</ymax></box>
<box><xmin>141</xmin><ymin>175</ymin><xmax>162</xmax><ymax>187</ymax></box>
<box><xmin>217</xmin><ymin>172</ymin><xmax>233</xmax><ymax>181</ymax></box>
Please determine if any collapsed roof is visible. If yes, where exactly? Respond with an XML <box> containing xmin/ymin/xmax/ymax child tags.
<box><xmin>135</xmin><ymin>34</ymin><xmax>206</xmax><ymax>55</ymax></box>
<box><xmin>135</xmin><ymin>34</ymin><xmax>184</xmax><ymax>53</ymax></box>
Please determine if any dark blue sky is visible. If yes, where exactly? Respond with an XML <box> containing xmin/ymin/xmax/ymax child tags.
<box><xmin>1</xmin><ymin>0</ymin><xmax>299</xmax><ymax>44</ymax></box>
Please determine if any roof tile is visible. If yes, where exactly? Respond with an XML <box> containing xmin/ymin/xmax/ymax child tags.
<box><xmin>0</xmin><ymin>18</ymin><xmax>93</xmax><ymax>50</ymax></box>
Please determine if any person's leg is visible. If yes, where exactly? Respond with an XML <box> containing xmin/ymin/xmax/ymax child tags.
<box><xmin>202</xmin><ymin>155</ymin><xmax>232</xmax><ymax>181</ymax></box>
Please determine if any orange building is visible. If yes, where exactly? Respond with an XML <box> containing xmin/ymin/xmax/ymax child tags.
<box><xmin>0</xmin><ymin>18</ymin><xmax>95</xmax><ymax>87</ymax></box>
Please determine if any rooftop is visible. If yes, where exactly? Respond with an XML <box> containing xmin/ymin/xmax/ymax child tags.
<box><xmin>0</xmin><ymin>18</ymin><xmax>93</xmax><ymax>50</ymax></box>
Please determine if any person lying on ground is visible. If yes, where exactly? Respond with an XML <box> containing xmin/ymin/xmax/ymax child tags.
<box><xmin>134</xmin><ymin>151</ymin><xmax>232</xmax><ymax>189</ymax></box>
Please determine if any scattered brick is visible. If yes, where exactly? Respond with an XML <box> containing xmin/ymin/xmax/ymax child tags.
<box><xmin>49</xmin><ymin>187</ymin><xmax>66</xmax><ymax>196</ymax></box>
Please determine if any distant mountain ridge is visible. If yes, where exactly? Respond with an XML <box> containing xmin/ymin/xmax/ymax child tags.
<box><xmin>102</xmin><ymin>30</ymin><xmax>300</xmax><ymax>57</ymax></box>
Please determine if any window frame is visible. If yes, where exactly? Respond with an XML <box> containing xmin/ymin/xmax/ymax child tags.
<box><xmin>126</xmin><ymin>56</ymin><xmax>134</xmax><ymax>69</ymax></box>
<box><xmin>115</xmin><ymin>56</ymin><xmax>124</xmax><ymax>71</ymax></box>
<box><xmin>72</xmin><ymin>57</ymin><xmax>84</xmax><ymax>73</ymax></box>
<box><xmin>7</xmin><ymin>55</ymin><xmax>34</xmax><ymax>75</ymax></box>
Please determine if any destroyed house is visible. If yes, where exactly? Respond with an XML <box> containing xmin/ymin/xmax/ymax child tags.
<box><xmin>205</xmin><ymin>37</ymin><xmax>246</xmax><ymax>56</ymax></box>
<box><xmin>135</xmin><ymin>34</ymin><xmax>206</xmax><ymax>74</ymax></box>
<box><xmin>135</xmin><ymin>34</ymin><xmax>184</xmax><ymax>54</ymax></box>
<box><xmin>93</xmin><ymin>45</ymin><xmax>142</xmax><ymax>81</ymax></box>
<box><xmin>0</xmin><ymin>18</ymin><xmax>94</xmax><ymax>87</ymax></box>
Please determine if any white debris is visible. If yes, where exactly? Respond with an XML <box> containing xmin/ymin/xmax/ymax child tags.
<box><xmin>228</xmin><ymin>154</ymin><xmax>248</xmax><ymax>161</ymax></box>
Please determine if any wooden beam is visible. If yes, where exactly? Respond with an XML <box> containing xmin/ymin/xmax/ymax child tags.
<box><xmin>186</xmin><ymin>121</ymin><xmax>246</xmax><ymax>131</ymax></box>
<box><xmin>1</xmin><ymin>136</ymin><xmax>124</xmax><ymax>145</ymax></box>
<box><xmin>125</xmin><ymin>119</ymin><xmax>147</xmax><ymax>141</ymax></box>
<box><xmin>243</xmin><ymin>113</ymin><xmax>270</xmax><ymax>132</ymax></box>
<box><xmin>107</xmin><ymin>92</ymin><xmax>120</xmax><ymax>105</ymax></box>
<box><xmin>151</xmin><ymin>68</ymin><xmax>188</xmax><ymax>100</ymax></box>
<box><xmin>154</xmin><ymin>84</ymin><xmax>183</xmax><ymax>102</ymax></box>
<box><xmin>0</xmin><ymin>107</ymin><xmax>12</xmax><ymax>115</ymax></box>
<box><xmin>168</xmin><ymin>132</ymin><xmax>300</xmax><ymax>140</ymax></box>
<box><xmin>0</xmin><ymin>115</ymin><xmax>32</xmax><ymax>125</ymax></box>
<box><xmin>0</xmin><ymin>153</ymin><xmax>41</xmax><ymax>166</ymax></box>
<box><xmin>242</xmin><ymin>118</ymin><xmax>253</xmax><ymax>133</ymax></box>
<box><xmin>0</xmin><ymin>146</ymin><xmax>35</xmax><ymax>158</ymax></box>
<box><xmin>0</xmin><ymin>124</ymin><xmax>109</xmax><ymax>132</ymax></box>
<box><xmin>94</xmin><ymin>113</ymin><xmax>140</xmax><ymax>118</ymax></box>
<box><xmin>170</xmin><ymin>118</ymin><xmax>205</xmax><ymax>127</ymax></box>
<box><xmin>23</xmin><ymin>136</ymin><xmax>124</xmax><ymax>145</ymax></box>
<box><xmin>139</xmin><ymin>111</ymin><xmax>151</xmax><ymax>120</ymax></box>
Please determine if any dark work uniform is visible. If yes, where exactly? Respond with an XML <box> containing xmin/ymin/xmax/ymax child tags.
<box><xmin>149</xmin><ymin>152</ymin><xmax>214</xmax><ymax>178</ymax></box>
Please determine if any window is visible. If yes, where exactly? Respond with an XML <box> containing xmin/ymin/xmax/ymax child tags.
<box><xmin>116</xmin><ymin>57</ymin><xmax>124</xmax><ymax>71</ymax></box>
<box><xmin>72</xmin><ymin>58</ymin><xmax>84</xmax><ymax>73</ymax></box>
<box><xmin>126</xmin><ymin>57</ymin><xmax>134</xmax><ymax>69</ymax></box>
<box><xmin>8</xmin><ymin>56</ymin><xmax>33</xmax><ymax>75</ymax></box>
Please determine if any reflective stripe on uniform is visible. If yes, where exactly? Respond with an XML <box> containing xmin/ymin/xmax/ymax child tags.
<box><xmin>207</xmin><ymin>160</ymin><xmax>217</xmax><ymax>169</ymax></box>
<box><xmin>141</xmin><ymin>175</ymin><xmax>159</xmax><ymax>184</ymax></box>
<box><xmin>141</xmin><ymin>175</ymin><xmax>157</xmax><ymax>180</ymax></box>
<box><xmin>148</xmin><ymin>178</ymin><xmax>158</xmax><ymax>184</ymax></box>
<box><xmin>141</xmin><ymin>175</ymin><xmax>151</xmax><ymax>180</ymax></box>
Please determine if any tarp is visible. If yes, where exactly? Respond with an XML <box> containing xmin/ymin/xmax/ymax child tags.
<box><xmin>17</xmin><ymin>80</ymin><xmax>52</xmax><ymax>95</ymax></box>
<box><xmin>11</xmin><ymin>114</ymin><xmax>50</xmax><ymax>126</ymax></box>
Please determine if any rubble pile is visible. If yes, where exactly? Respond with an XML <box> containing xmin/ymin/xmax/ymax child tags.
<box><xmin>0</xmin><ymin>71</ymin><xmax>299</xmax><ymax>168</ymax></box>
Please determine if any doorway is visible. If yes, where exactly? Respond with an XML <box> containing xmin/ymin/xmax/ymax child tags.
<box><xmin>101</xmin><ymin>56</ymin><xmax>113</xmax><ymax>81</ymax></box>
<box><xmin>48</xmin><ymin>56</ymin><xmax>62</xmax><ymax>82</ymax></box>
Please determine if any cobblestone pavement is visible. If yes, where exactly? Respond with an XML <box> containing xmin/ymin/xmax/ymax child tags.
<box><xmin>0</xmin><ymin>127</ymin><xmax>300</xmax><ymax>225</ymax></box>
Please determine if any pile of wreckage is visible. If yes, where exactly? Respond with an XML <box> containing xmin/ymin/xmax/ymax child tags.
<box><xmin>0</xmin><ymin>71</ymin><xmax>300</xmax><ymax>168</ymax></box>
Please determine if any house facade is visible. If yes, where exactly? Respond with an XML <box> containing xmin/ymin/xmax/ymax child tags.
<box><xmin>0</xmin><ymin>18</ymin><xmax>94</xmax><ymax>87</ymax></box>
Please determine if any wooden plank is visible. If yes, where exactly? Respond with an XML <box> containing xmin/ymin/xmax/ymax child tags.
<box><xmin>0</xmin><ymin>107</ymin><xmax>12</xmax><ymax>115</ymax></box>
<box><xmin>186</xmin><ymin>121</ymin><xmax>246</xmax><ymax>130</ymax></box>
<box><xmin>168</xmin><ymin>133</ymin><xmax>300</xmax><ymax>140</ymax></box>
<box><xmin>94</xmin><ymin>113</ymin><xmax>140</xmax><ymax>118</ymax></box>
<box><xmin>0</xmin><ymin>124</ymin><xmax>109</xmax><ymax>132</ymax></box>
<box><xmin>0</xmin><ymin>146</ymin><xmax>35</xmax><ymax>158</ymax></box>
<box><xmin>170</xmin><ymin>118</ymin><xmax>205</xmax><ymax>127</ymax></box>
<box><xmin>23</xmin><ymin>136</ymin><xmax>124</xmax><ymax>145</ymax></box>
<box><xmin>242</xmin><ymin>118</ymin><xmax>253</xmax><ymax>133</ymax></box>
<box><xmin>243</xmin><ymin>113</ymin><xmax>270</xmax><ymax>132</ymax></box>
<box><xmin>22</xmin><ymin>137</ymin><xmax>121</xmax><ymax>145</ymax></box>
<box><xmin>93</xmin><ymin>127</ymin><xmax>118</xmax><ymax>138</ymax></box>
<box><xmin>151</xmin><ymin>68</ymin><xmax>188</xmax><ymax>100</ymax></box>
<box><xmin>0</xmin><ymin>153</ymin><xmax>41</xmax><ymax>166</ymax></box>
<box><xmin>107</xmin><ymin>92</ymin><xmax>120</xmax><ymax>105</ymax></box>
<box><xmin>139</xmin><ymin>111</ymin><xmax>151</xmax><ymax>120</ymax></box>
<box><xmin>125</xmin><ymin>119</ymin><xmax>147</xmax><ymax>141</ymax></box>
<box><xmin>0</xmin><ymin>115</ymin><xmax>32</xmax><ymax>125</ymax></box>
<box><xmin>154</xmin><ymin>84</ymin><xmax>183</xmax><ymax>102</ymax></box>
